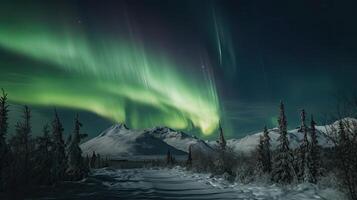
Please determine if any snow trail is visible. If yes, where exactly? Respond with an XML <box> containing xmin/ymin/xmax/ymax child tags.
<box><xmin>30</xmin><ymin>167</ymin><xmax>340</xmax><ymax>200</ymax></box>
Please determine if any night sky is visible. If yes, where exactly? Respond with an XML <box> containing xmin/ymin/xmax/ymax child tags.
<box><xmin>1</xmin><ymin>0</ymin><xmax>357</xmax><ymax>139</ymax></box>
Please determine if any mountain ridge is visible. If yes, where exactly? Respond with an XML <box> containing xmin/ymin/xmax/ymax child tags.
<box><xmin>80</xmin><ymin>118</ymin><xmax>357</xmax><ymax>158</ymax></box>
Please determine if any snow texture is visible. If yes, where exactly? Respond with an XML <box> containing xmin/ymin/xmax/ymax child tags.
<box><xmin>31</xmin><ymin>167</ymin><xmax>347</xmax><ymax>200</ymax></box>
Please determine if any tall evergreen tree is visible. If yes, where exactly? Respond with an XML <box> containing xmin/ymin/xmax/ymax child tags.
<box><xmin>216</xmin><ymin>122</ymin><xmax>230</xmax><ymax>173</ymax></box>
<box><xmin>51</xmin><ymin>109</ymin><xmax>67</xmax><ymax>181</ymax></box>
<box><xmin>272</xmin><ymin>101</ymin><xmax>296</xmax><ymax>183</ymax></box>
<box><xmin>34</xmin><ymin>124</ymin><xmax>53</xmax><ymax>184</ymax></box>
<box><xmin>0</xmin><ymin>89</ymin><xmax>9</xmax><ymax>154</ymax></box>
<box><xmin>217</xmin><ymin>122</ymin><xmax>226</xmax><ymax>151</ymax></box>
<box><xmin>66</xmin><ymin>115</ymin><xmax>88</xmax><ymax>180</ymax></box>
<box><xmin>9</xmin><ymin>105</ymin><xmax>32</xmax><ymax>184</ymax></box>
<box><xmin>308</xmin><ymin>115</ymin><xmax>321</xmax><ymax>183</ymax></box>
<box><xmin>0</xmin><ymin>89</ymin><xmax>10</xmax><ymax>189</ymax></box>
<box><xmin>336</xmin><ymin>119</ymin><xmax>357</xmax><ymax>200</ymax></box>
<box><xmin>257</xmin><ymin>126</ymin><xmax>272</xmax><ymax>174</ymax></box>
<box><xmin>298</xmin><ymin>109</ymin><xmax>307</xmax><ymax>132</ymax></box>
<box><xmin>263</xmin><ymin>126</ymin><xmax>272</xmax><ymax>173</ymax></box>
<box><xmin>296</xmin><ymin>109</ymin><xmax>309</xmax><ymax>181</ymax></box>
<box><xmin>256</xmin><ymin>135</ymin><xmax>265</xmax><ymax>173</ymax></box>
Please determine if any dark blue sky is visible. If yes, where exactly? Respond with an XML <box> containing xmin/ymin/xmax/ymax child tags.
<box><xmin>2</xmin><ymin>0</ymin><xmax>357</xmax><ymax>139</ymax></box>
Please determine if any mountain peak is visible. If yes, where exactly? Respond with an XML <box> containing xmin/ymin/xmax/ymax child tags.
<box><xmin>98</xmin><ymin>123</ymin><xmax>129</xmax><ymax>137</ymax></box>
<box><xmin>112</xmin><ymin>123</ymin><xmax>129</xmax><ymax>130</ymax></box>
<box><xmin>81</xmin><ymin>123</ymin><xmax>188</xmax><ymax>158</ymax></box>
<box><xmin>332</xmin><ymin>117</ymin><xmax>357</xmax><ymax>126</ymax></box>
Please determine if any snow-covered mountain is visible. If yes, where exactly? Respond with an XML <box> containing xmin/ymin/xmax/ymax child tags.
<box><xmin>81</xmin><ymin>118</ymin><xmax>357</xmax><ymax>159</ymax></box>
<box><xmin>225</xmin><ymin>118</ymin><xmax>357</xmax><ymax>154</ymax></box>
<box><xmin>143</xmin><ymin>126</ymin><xmax>200</xmax><ymax>152</ymax></box>
<box><xmin>80</xmin><ymin>124</ymin><xmax>187</xmax><ymax>158</ymax></box>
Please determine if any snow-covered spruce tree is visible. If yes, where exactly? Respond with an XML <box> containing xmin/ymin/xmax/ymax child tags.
<box><xmin>335</xmin><ymin>119</ymin><xmax>357</xmax><ymax>200</ymax></box>
<box><xmin>51</xmin><ymin>109</ymin><xmax>67</xmax><ymax>181</ymax></box>
<box><xmin>66</xmin><ymin>115</ymin><xmax>88</xmax><ymax>180</ymax></box>
<box><xmin>263</xmin><ymin>126</ymin><xmax>272</xmax><ymax>173</ymax></box>
<box><xmin>303</xmin><ymin>151</ymin><xmax>313</xmax><ymax>183</ymax></box>
<box><xmin>308</xmin><ymin>115</ymin><xmax>321</xmax><ymax>183</ymax></box>
<box><xmin>34</xmin><ymin>124</ymin><xmax>53</xmax><ymax>184</ymax></box>
<box><xmin>256</xmin><ymin>135</ymin><xmax>265</xmax><ymax>174</ymax></box>
<box><xmin>271</xmin><ymin>101</ymin><xmax>296</xmax><ymax>184</ymax></box>
<box><xmin>0</xmin><ymin>89</ymin><xmax>11</xmax><ymax>190</ymax></box>
<box><xmin>217</xmin><ymin>122</ymin><xmax>226</xmax><ymax>151</ymax></box>
<box><xmin>296</xmin><ymin>109</ymin><xmax>309</xmax><ymax>181</ymax></box>
<box><xmin>216</xmin><ymin>122</ymin><xmax>232</xmax><ymax>174</ymax></box>
<box><xmin>298</xmin><ymin>109</ymin><xmax>307</xmax><ymax>132</ymax></box>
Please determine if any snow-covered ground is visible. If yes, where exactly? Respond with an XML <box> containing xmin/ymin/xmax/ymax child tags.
<box><xmin>30</xmin><ymin>167</ymin><xmax>346</xmax><ymax>200</ymax></box>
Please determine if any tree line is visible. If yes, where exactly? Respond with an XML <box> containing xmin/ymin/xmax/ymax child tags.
<box><xmin>255</xmin><ymin>102</ymin><xmax>321</xmax><ymax>184</ymax></box>
<box><xmin>186</xmin><ymin>100</ymin><xmax>357</xmax><ymax>200</ymax></box>
<box><xmin>0</xmin><ymin>89</ymin><xmax>97</xmax><ymax>197</ymax></box>
<box><xmin>255</xmin><ymin>101</ymin><xmax>357</xmax><ymax>200</ymax></box>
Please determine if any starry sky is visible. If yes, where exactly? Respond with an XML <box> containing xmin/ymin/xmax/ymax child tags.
<box><xmin>1</xmin><ymin>0</ymin><xmax>357</xmax><ymax>139</ymax></box>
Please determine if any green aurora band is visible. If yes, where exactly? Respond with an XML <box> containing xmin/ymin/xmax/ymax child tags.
<box><xmin>0</xmin><ymin>20</ymin><xmax>220</xmax><ymax>135</ymax></box>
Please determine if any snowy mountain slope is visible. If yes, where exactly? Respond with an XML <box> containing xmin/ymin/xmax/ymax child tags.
<box><xmin>143</xmin><ymin>126</ymin><xmax>200</xmax><ymax>152</ymax></box>
<box><xmin>81</xmin><ymin>118</ymin><xmax>357</xmax><ymax>159</ymax></box>
<box><xmin>80</xmin><ymin>124</ymin><xmax>187</xmax><ymax>158</ymax></box>
<box><xmin>226</xmin><ymin>118</ymin><xmax>357</xmax><ymax>154</ymax></box>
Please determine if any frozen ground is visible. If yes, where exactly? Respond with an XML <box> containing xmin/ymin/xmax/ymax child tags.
<box><xmin>28</xmin><ymin>167</ymin><xmax>345</xmax><ymax>200</ymax></box>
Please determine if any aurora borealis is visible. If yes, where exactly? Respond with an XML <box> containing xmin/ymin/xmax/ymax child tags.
<box><xmin>1</xmin><ymin>0</ymin><xmax>357</xmax><ymax>139</ymax></box>
<box><xmin>0</xmin><ymin>2</ymin><xmax>220</xmax><ymax>135</ymax></box>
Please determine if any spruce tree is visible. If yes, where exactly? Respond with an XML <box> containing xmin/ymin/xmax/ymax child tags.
<box><xmin>0</xmin><ymin>89</ymin><xmax>9</xmax><ymax>156</ymax></box>
<box><xmin>66</xmin><ymin>115</ymin><xmax>88</xmax><ymax>180</ymax></box>
<box><xmin>0</xmin><ymin>89</ymin><xmax>10</xmax><ymax>190</ymax></box>
<box><xmin>51</xmin><ymin>109</ymin><xmax>67</xmax><ymax>181</ymax></box>
<box><xmin>9</xmin><ymin>105</ymin><xmax>32</xmax><ymax>184</ymax></box>
<box><xmin>34</xmin><ymin>124</ymin><xmax>53</xmax><ymax>184</ymax></box>
<box><xmin>298</xmin><ymin>109</ymin><xmax>307</xmax><ymax>132</ymax></box>
<box><xmin>271</xmin><ymin>101</ymin><xmax>295</xmax><ymax>184</ymax></box>
<box><xmin>263</xmin><ymin>126</ymin><xmax>272</xmax><ymax>173</ymax></box>
<box><xmin>303</xmin><ymin>151</ymin><xmax>313</xmax><ymax>183</ymax></box>
<box><xmin>216</xmin><ymin>122</ymin><xmax>229</xmax><ymax>173</ymax></box>
<box><xmin>336</xmin><ymin>120</ymin><xmax>357</xmax><ymax>200</ymax></box>
<box><xmin>256</xmin><ymin>135</ymin><xmax>265</xmax><ymax>173</ymax></box>
<box><xmin>296</xmin><ymin>109</ymin><xmax>309</xmax><ymax>181</ymax></box>
<box><xmin>308</xmin><ymin>115</ymin><xmax>321</xmax><ymax>183</ymax></box>
<box><xmin>217</xmin><ymin>122</ymin><xmax>226</xmax><ymax>151</ymax></box>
